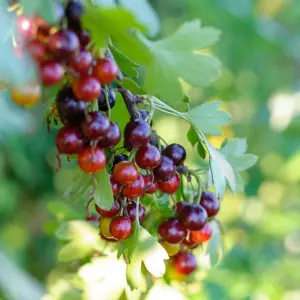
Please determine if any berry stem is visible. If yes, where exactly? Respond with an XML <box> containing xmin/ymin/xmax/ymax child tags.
<box><xmin>135</xmin><ymin>197</ymin><xmax>141</xmax><ymax>226</ymax></box>
<box><xmin>187</xmin><ymin>170</ymin><xmax>203</xmax><ymax>202</ymax></box>
<box><xmin>91</xmin><ymin>98</ymin><xmax>99</xmax><ymax>112</ymax></box>
<box><xmin>85</xmin><ymin>198</ymin><xmax>94</xmax><ymax>219</ymax></box>
<box><xmin>104</xmin><ymin>85</ymin><xmax>111</xmax><ymax>119</ymax></box>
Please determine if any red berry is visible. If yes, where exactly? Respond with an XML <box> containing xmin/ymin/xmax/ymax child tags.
<box><xmin>56</xmin><ymin>85</ymin><xmax>87</xmax><ymax>125</ymax></box>
<box><xmin>86</xmin><ymin>214</ymin><xmax>98</xmax><ymax>223</ymax></box>
<box><xmin>70</xmin><ymin>50</ymin><xmax>93</xmax><ymax>75</ymax></box>
<box><xmin>81</xmin><ymin>112</ymin><xmax>110</xmax><ymax>140</ymax></box>
<box><xmin>110</xmin><ymin>216</ymin><xmax>132</xmax><ymax>240</ymax></box>
<box><xmin>124</xmin><ymin>119</ymin><xmax>151</xmax><ymax>148</ymax></box>
<box><xmin>173</xmin><ymin>252</ymin><xmax>197</xmax><ymax>275</ymax></box>
<box><xmin>112</xmin><ymin>162</ymin><xmax>138</xmax><ymax>184</ymax></box>
<box><xmin>158</xmin><ymin>218</ymin><xmax>186</xmax><ymax>244</ymax></box>
<box><xmin>158</xmin><ymin>173</ymin><xmax>180</xmax><ymax>194</ymax></box>
<box><xmin>97</xmin><ymin>122</ymin><xmax>121</xmax><ymax>149</ymax></box>
<box><xmin>135</xmin><ymin>144</ymin><xmax>161</xmax><ymax>170</ymax></box>
<box><xmin>199</xmin><ymin>191</ymin><xmax>220</xmax><ymax>218</ymax></box>
<box><xmin>110</xmin><ymin>175</ymin><xmax>120</xmax><ymax>196</ymax></box>
<box><xmin>163</xmin><ymin>144</ymin><xmax>186</xmax><ymax>166</ymax></box>
<box><xmin>178</xmin><ymin>204</ymin><xmax>207</xmax><ymax>231</ymax></box>
<box><xmin>181</xmin><ymin>237</ymin><xmax>198</xmax><ymax>249</ymax></box>
<box><xmin>78</xmin><ymin>146</ymin><xmax>106</xmax><ymax>173</ymax></box>
<box><xmin>27</xmin><ymin>39</ymin><xmax>47</xmax><ymax>62</ymax></box>
<box><xmin>175</xmin><ymin>201</ymin><xmax>188</xmax><ymax>213</ymax></box>
<box><xmin>153</xmin><ymin>156</ymin><xmax>176</xmax><ymax>181</ymax></box>
<box><xmin>125</xmin><ymin>200</ymin><xmax>146</xmax><ymax>223</ymax></box>
<box><xmin>73</xmin><ymin>76</ymin><xmax>101</xmax><ymax>102</ymax></box>
<box><xmin>191</xmin><ymin>222</ymin><xmax>213</xmax><ymax>243</ymax></box>
<box><xmin>122</xmin><ymin>174</ymin><xmax>145</xmax><ymax>199</ymax></box>
<box><xmin>93</xmin><ymin>58</ymin><xmax>119</xmax><ymax>84</ymax></box>
<box><xmin>48</xmin><ymin>29</ymin><xmax>79</xmax><ymax>59</ymax></box>
<box><xmin>143</xmin><ymin>174</ymin><xmax>158</xmax><ymax>194</ymax></box>
<box><xmin>55</xmin><ymin>126</ymin><xmax>84</xmax><ymax>155</ymax></box>
<box><xmin>40</xmin><ymin>61</ymin><xmax>64</xmax><ymax>86</ymax></box>
<box><xmin>95</xmin><ymin>200</ymin><xmax>120</xmax><ymax>218</ymax></box>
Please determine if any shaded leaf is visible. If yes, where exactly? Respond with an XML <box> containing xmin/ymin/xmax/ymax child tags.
<box><xmin>197</xmin><ymin>141</ymin><xmax>207</xmax><ymax>159</ymax></box>
<box><xmin>110</xmin><ymin>44</ymin><xmax>139</xmax><ymax>78</ymax></box>
<box><xmin>47</xmin><ymin>201</ymin><xmax>80</xmax><ymax>221</ymax></box>
<box><xmin>94</xmin><ymin>169</ymin><xmax>114</xmax><ymax>210</ymax></box>
<box><xmin>118</xmin><ymin>0</ymin><xmax>160</xmax><ymax>37</ymax></box>
<box><xmin>120</xmin><ymin>78</ymin><xmax>144</xmax><ymax>94</ymax></box>
<box><xmin>206</xmin><ymin>220</ymin><xmax>224</xmax><ymax>266</ymax></box>
<box><xmin>187</xmin><ymin>126</ymin><xmax>198</xmax><ymax>146</ymax></box>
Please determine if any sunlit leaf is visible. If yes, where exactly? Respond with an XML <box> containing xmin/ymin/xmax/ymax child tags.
<box><xmin>94</xmin><ymin>169</ymin><xmax>114</xmax><ymax>210</ymax></box>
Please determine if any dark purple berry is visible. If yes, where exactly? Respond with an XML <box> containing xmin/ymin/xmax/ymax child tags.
<box><xmin>153</xmin><ymin>156</ymin><xmax>176</xmax><ymax>181</ymax></box>
<box><xmin>98</xmin><ymin>87</ymin><xmax>116</xmax><ymax>111</ymax></box>
<box><xmin>163</xmin><ymin>144</ymin><xmax>186</xmax><ymax>166</ymax></box>
<box><xmin>200</xmin><ymin>191</ymin><xmax>220</xmax><ymax>218</ymax></box>
<box><xmin>124</xmin><ymin>119</ymin><xmax>151</xmax><ymax>148</ymax></box>
<box><xmin>178</xmin><ymin>204</ymin><xmax>208</xmax><ymax>231</ymax></box>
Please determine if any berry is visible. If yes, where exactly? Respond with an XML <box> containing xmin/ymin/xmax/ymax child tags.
<box><xmin>99</xmin><ymin>217</ymin><xmax>115</xmax><ymax>239</ymax></box>
<box><xmin>98</xmin><ymin>87</ymin><xmax>116</xmax><ymax>111</ymax></box>
<box><xmin>158</xmin><ymin>218</ymin><xmax>186</xmax><ymax>244</ymax></box>
<box><xmin>93</xmin><ymin>58</ymin><xmax>119</xmax><ymax>84</ymax></box>
<box><xmin>113</xmin><ymin>154</ymin><xmax>128</xmax><ymax>166</ymax></box>
<box><xmin>10</xmin><ymin>82</ymin><xmax>41</xmax><ymax>107</ymax></box>
<box><xmin>125</xmin><ymin>200</ymin><xmax>146</xmax><ymax>223</ymax></box>
<box><xmin>149</xmin><ymin>133</ymin><xmax>159</xmax><ymax>148</ymax></box>
<box><xmin>65</xmin><ymin>0</ymin><xmax>84</xmax><ymax>29</ymax></box>
<box><xmin>166</xmin><ymin>261</ymin><xmax>187</xmax><ymax>282</ymax></box>
<box><xmin>27</xmin><ymin>39</ymin><xmax>47</xmax><ymax>62</ymax></box>
<box><xmin>95</xmin><ymin>201</ymin><xmax>120</xmax><ymax>218</ymax></box>
<box><xmin>163</xmin><ymin>144</ymin><xmax>186</xmax><ymax>166</ymax></box>
<box><xmin>178</xmin><ymin>204</ymin><xmax>207</xmax><ymax>231</ymax></box>
<box><xmin>110</xmin><ymin>216</ymin><xmax>132</xmax><ymax>240</ymax></box>
<box><xmin>78</xmin><ymin>146</ymin><xmax>106</xmax><ymax>173</ymax></box>
<box><xmin>55</xmin><ymin>126</ymin><xmax>84</xmax><ymax>155</ymax></box>
<box><xmin>110</xmin><ymin>175</ymin><xmax>120</xmax><ymax>196</ymax></box>
<box><xmin>70</xmin><ymin>50</ymin><xmax>93</xmax><ymax>75</ymax></box>
<box><xmin>40</xmin><ymin>61</ymin><xmax>64</xmax><ymax>86</ymax></box>
<box><xmin>86</xmin><ymin>214</ymin><xmax>98</xmax><ymax>223</ymax></box>
<box><xmin>173</xmin><ymin>252</ymin><xmax>197</xmax><ymax>275</ymax></box>
<box><xmin>56</xmin><ymin>85</ymin><xmax>87</xmax><ymax>124</ymax></box>
<box><xmin>175</xmin><ymin>201</ymin><xmax>188</xmax><ymax>213</ymax></box>
<box><xmin>76</xmin><ymin>30</ymin><xmax>90</xmax><ymax>48</ymax></box>
<box><xmin>158</xmin><ymin>173</ymin><xmax>180</xmax><ymax>194</ymax></box>
<box><xmin>48</xmin><ymin>29</ymin><xmax>79</xmax><ymax>59</ymax></box>
<box><xmin>97</xmin><ymin>122</ymin><xmax>121</xmax><ymax>149</ymax></box>
<box><xmin>181</xmin><ymin>237</ymin><xmax>198</xmax><ymax>249</ymax></box>
<box><xmin>135</xmin><ymin>144</ymin><xmax>161</xmax><ymax>170</ymax></box>
<box><xmin>112</xmin><ymin>161</ymin><xmax>138</xmax><ymax>184</ymax></box>
<box><xmin>81</xmin><ymin>112</ymin><xmax>110</xmax><ymax>140</ymax></box>
<box><xmin>199</xmin><ymin>191</ymin><xmax>220</xmax><ymax>218</ymax></box>
<box><xmin>73</xmin><ymin>76</ymin><xmax>101</xmax><ymax>102</ymax></box>
<box><xmin>143</xmin><ymin>174</ymin><xmax>158</xmax><ymax>194</ymax></box>
<box><xmin>160</xmin><ymin>241</ymin><xmax>181</xmax><ymax>257</ymax></box>
<box><xmin>191</xmin><ymin>222</ymin><xmax>213</xmax><ymax>243</ymax></box>
<box><xmin>122</xmin><ymin>174</ymin><xmax>145</xmax><ymax>199</ymax></box>
<box><xmin>153</xmin><ymin>156</ymin><xmax>176</xmax><ymax>181</ymax></box>
<box><xmin>124</xmin><ymin>119</ymin><xmax>151</xmax><ymax>148</ymax></box>
<box><xmin>176</xmin><ymin>165</ymin><xmax>188</xmax><ymax>175</ymax></box>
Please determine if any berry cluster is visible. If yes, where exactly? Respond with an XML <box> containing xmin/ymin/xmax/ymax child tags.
<box><xmin>10</xmin><ymin>0</ymin><xmax>224</xmax><ymax>280</ymax></box>
<box><xmin>158</xmin><ymin>191</ymin><xmax>220</xmax><ymax>276</ymax></box>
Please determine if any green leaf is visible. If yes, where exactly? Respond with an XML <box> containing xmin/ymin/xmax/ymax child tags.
<box><xmin>187</xmin><ymin>126</ymin><xmax>198</xmax><ymax>146</ymax></box>
<box><xmin>186</xmin><ymin>101</ymin><xmax>232</xmax><ymax>136</ymax></box>
<box><xmin>136</xmin><ymin>20</ymin><xmax>221</xmax><ymax>105</ymax></box>
<box><xmin>82</xmin><ymin>6</ymin><xmax>148</xmax><ymax>63</ymax></box>
<box><xmin>94</xmin><ymin>0</ymin><xmax>116</xmax><ymax>7</ymax></box>
<box><xmin>120</xmin><ymin>78</ymin><xmax>144</xmax><ymax>94</ymax></box>
<box><xmin>111</xmin><ymin>92</ymin><xmax>131</xmax><ymax>146</ymax></box>
<box><xmin>55</xmin><ymin>221</ymin><xmax>115</xmax><ymax>262</ymax></box>
<box><xmin>63</xmin><ymin>169</ymin><xmax>92</xmax><ymax>203</ymax></box>
<box><xmin>123</xmin><ymin>221</ymin><xmax>139</xmax><ymax>259</ymax></box>
<box><xmin>206</xmin><ymin>220</ymin><xmax>224</xmax><ymax>266</ymax></box>
<box><xmin>154</xmin><ymin>194</ymin><xmax>173</xmax><ymax>216</ymax></box>
<box><xmin>207</xmin><ymin>138</ymin><xmax>258</xmax><ymax>198</ymax></box>
<box><xmin>94</xmin><ymin>169</ymin><xmax>114</xmax><ymax>210</ymax></box>
<box><xmin>110</xmin><ymin>44</ymin><xmax>139</xmax><ymax>78</ymax></box>
<box><xmin>47</xmin><ymin>201</ymin><xmax>80</xmax><ymax>221</ymax></box>
<box><xmin>126</xmin><ymin>226</ymin><xmax>168</xmax><ymax>290</ymax></box>
<box><xmin>197</xmin><ymin>141</ymin><xmax>207</xmax><ymax>159</ymax></box>
<box><xmin>118</xmin><ymin>0</ymin><xmax>160</xmax><ymax>37</ymax></box>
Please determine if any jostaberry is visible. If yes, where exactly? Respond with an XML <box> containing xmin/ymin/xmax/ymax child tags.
<box><xmin>70</xmin><ymin>50</ymin><xmax>93</xmax><ymax>75</ymax></box>
<box><xmin>122</xmin><ymin>174</ymin><xmax>145</xmax><ymax>199</ymax></box>
<box><xmin>78</xmin><ymin>146</ymin><xmax>106</xmax><ymax>173</ymax></box>
<box><xmin>124</xmin><ymin>119</ymin><xmax>151</xmax><ymax>148</ymax></box>
<box><xmin>113</xmin><ymin>154</ymin><xmax>128</xmax><ymax>166</ymax></box>
<box><xmin>173</xmin><ymin>251</ymin><xmax>197</xmax><ymax>275</ymax></box>
<box><xmin>158</xmin><ymin>173</ymin><xmax>180</xmax><ymax>194</ymax></box>
<box><xmin>158</xmin><ymin>218</ymin><xmax>186</xmax><ymax>244</ymax></box>
<box><xmin>191</xmin><ymin>222</ymin><xmax>213</xmax><ymax>243</ymax></box>
<box><xmin>199</xmin><ymin>191</ymin><xmax>220</xmax><ymax>218</ymax></box>
<box><xmin>125</xmin><ymin>200</ymin><xmax>146</xmax><ymax>223</ymax></box>
<box><xmin>95</xmin><ymin>200</ymin><xmax>120</xmax><ymax>218</ymax></box>
<box><xmin>163</xmin><ymin>143</ymin><xmax>186</xmax><ymax>166</ymax></box>
<box><xmin>178</xmin><ymin>204</ymin><xmax>207</xmax><ymax>231</ymax></box>
<box><xmin>98</xmin><ymin>87</ymin><xmax>116</xmax><ymax>112</ymax></box>
<box><xmin>153</xmin><ymin>156</ymin><xmax>176</xmax><ymax>181</ymax></box>
<box><xmin>143</xmin><ymin>174</ymin><xmax>158</xmax><ymax>194</ymax></box>
<box><xmin>73</xmin><ymin>76</ymin><xmax>101</xmax><ymax>102</ymax></box>
<box><xmin>40</xmin><ymin>60</ymin><xmax>64</xmax><ymax>86</ymax></box>
<box><xmin>113</xmin><ymin>161</ymin><xmax>138</xmax><ymax>184</ymax></box>
<box><xmin>93</xmin><ymin>58</ymin><xmax>119</xmax><ymax>84</ymax></box>
<box><xmin>81</xmin><ymin>112</ymin><xmax>110</xmax><ymax>140</ymax></box>
<box><xmin>135</xmin><ymin>144</ymin><xmax>161</xmax><ymax>170</ymax></box>
<box><xmin>97</xmin><ymin>122</ymin><xmax>121</xmax><ymax>149</ymax></box>
<box><xmin>110</xmin><ymin>175</ymin><xmax>120</xmax><ymax>196</ymax></box>
<box><xmin>109</xmin><ymin>216</ymin><xmax>132</xmax><ymax>240</ymax></box>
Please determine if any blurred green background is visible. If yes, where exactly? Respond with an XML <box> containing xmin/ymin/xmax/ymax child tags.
<box><xmin>1</xmin><ymin>0</ymin><xmax>300</xmax><ymax>299</ymax></box>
